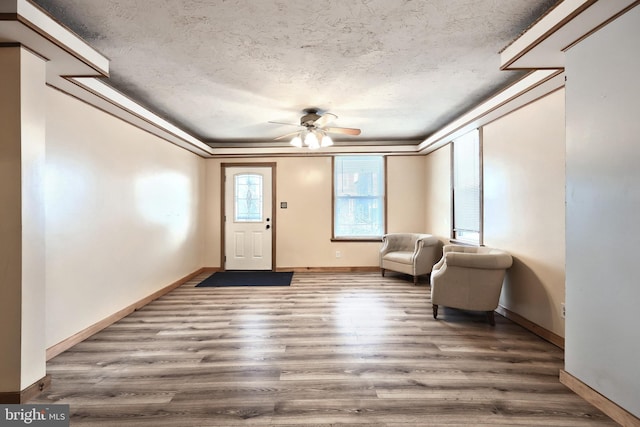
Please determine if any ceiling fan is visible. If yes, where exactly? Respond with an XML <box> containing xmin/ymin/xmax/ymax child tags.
<box><xmin>269</xmin><ymin>109</ymin><xmax>361</xmax><ymax>149</ymax></box>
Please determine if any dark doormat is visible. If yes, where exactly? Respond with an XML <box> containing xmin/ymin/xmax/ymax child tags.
<box><xmin>195</xmin><ymin>271</ymin><xmax>293</xmax><ymax>287</ymax></box>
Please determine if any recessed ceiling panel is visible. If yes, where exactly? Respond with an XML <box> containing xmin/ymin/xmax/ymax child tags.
<box><xmin>31</xmin><ymin>0</ymin><xmax>559</xmax><ymax>145</ymax></box>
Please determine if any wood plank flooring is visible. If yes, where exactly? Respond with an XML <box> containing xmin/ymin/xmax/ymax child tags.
<box><xmin>33</xmin><ymin>272</ymin><xmax>616</xmax><ymax>426</ymax></box>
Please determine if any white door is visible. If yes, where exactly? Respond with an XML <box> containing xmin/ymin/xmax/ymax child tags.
<box><xmin>224</xmin><ymin>166</ymin><xmax>273</xmax><ymax>270</ymax></box>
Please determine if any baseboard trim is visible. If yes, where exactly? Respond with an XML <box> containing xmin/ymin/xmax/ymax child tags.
<box><xmin>496</xmin><ymin>305</ymin><xmax>564</xmax><ymax>349</ymax></box>
<box><xmin>46</xmin><ymin>268</ymin><xmax>206</xmax><ymax>360</ymax></box>
<box><xmin>276</xmin><ymin>266</ymin><xmax>380</xmax><ymax>273</ymax></box>
<box><xmin>0</xmin><ymin>375</ymin><xmax>51</xmax><ymax>404</ymax></box>
<box><xmin>560</xmin><ymin>370</ymin><xmax>639</xmax><ymax>427</ymax></box>
<box><xmin>204</xmin><ymin>266</ymin><xmax>379</xmax><ymax>273</ymax></box>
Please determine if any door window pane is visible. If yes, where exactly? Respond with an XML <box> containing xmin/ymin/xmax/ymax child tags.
<box><xmin>235</xmin><ymin>173</ymin><xmax>263</xmax><ymax>222</ymax></box>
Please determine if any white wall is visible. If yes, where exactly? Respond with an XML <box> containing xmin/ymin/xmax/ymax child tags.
<box><xmin>45</xmin><ymin>87</ymin><xmax>206</xmax><ymax>348</ymax></box>
<box><xmin>203</xmin><ymin>156</ymin><xmax>426</xmax><ymax>269</ymax></box>
<box><xmin>483</xmin><ymin>89</ymin><xmax>566</xmax><ymax>337</ymax></box>
<box><xmin>424</xmin><ymin>146</ymin><xmax>451</xmax><ymax>242</ymax></box>
<box><xmin>19</xmin><ymin>49</ymin><xmax>47</xmax><ymax>390</ymax></box>
<box><xmin>565</xmin><ymin>6</ymin><xmax>640</xmax><ymax>417</ymax></box>
<box><xmin>387</xmin><ymin>155</ymin><xmax>427</xmax><ymax>233</ymax></box>
<box><xmin>423</xmin><ymin>90</ymin><xmax>567</xmax><ymax>339</ymax></box>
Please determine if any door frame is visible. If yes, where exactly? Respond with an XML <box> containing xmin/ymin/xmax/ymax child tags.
<box><xmin>220</xmin><ymin>162</ymin><xmax>277</xmax><ymax>271</ymax></box>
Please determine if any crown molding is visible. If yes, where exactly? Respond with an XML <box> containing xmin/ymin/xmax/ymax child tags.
<box><xmin>418</xmin><ymin>70</ymin><xmax>564</xmax><ymax>154</ymax></box>
<box><xmin>500</xmin><ymin>0</ymin><xmax>639</xmax><ymax>70</ymax></box>
<box><xmin>4</xmin><ymin>0</ymin><xmax>634</xmax><ymax>159</ymax></box>
<box><xmin>419</xmin><ymin>0</ymin><xmax>639</xmax><ymax>154</ymax></box>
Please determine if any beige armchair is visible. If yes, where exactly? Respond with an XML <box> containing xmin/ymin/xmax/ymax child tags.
<box><xmin>430</xmin><ymin>245</ymin><xmax>513</xmax><ymax>325</ymax></box>
<box><xmin>380</xmin><ymin>233</ymin><xmax>440</xmax><ymax>284</ymax></box>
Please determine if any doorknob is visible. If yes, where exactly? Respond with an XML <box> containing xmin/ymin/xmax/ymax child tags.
<box><xmin>266</xmin><ymin>224</ymin><xmax>271</xmax><ymax>230</ymax></box>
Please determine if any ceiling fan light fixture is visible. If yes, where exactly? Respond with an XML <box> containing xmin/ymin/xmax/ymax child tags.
<box><xmin>321</xmin><ymin>133</ymin><xmax>333</xmax><ymax>148</ymax></box>
<box><xmin>277</xmin><ymin>110</ymin><xmax>359</xmax><ymax>150</ymax></box>
<box><xmin>304</xmin><ymin>131</ymin><xmax>319</xmax><ymax>149</ymax></box>
<box><xmin>290</xmin><ymin>135</ymin><xmax>303</xmax><ymax>148</ymax></box>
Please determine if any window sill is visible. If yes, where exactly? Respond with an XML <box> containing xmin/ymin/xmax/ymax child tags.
<box><xmin>449</xmin><ymin>238</ymin><xmax>482</xmax><ymax>247</ymax></box>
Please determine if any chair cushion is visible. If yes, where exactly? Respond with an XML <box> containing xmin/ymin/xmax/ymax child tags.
<box><xmin>382</xmin><ymin>251</ymin><xmax>414</xmax><ymax>265</ymax></box>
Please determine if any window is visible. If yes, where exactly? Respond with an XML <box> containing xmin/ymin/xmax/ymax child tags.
<box><xmin>234</xmin><ymin>173</ymin><xmax>263</xmax><ymax>222</ymax></box>
<box><xmin>333</xmin><ymin>156</ymin><xmax>385</xmax><ymax>240</ymax></box>
<box><xmin>452</xmin><ymin>129</ymin><xmax>482</xmax><ymax>245</ymax></box>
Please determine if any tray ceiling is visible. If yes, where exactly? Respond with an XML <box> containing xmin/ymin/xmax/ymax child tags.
<box><xmin>31</xmin><ymin>0</ymin><xmax>559</xmax><ymax>147</ymax></box>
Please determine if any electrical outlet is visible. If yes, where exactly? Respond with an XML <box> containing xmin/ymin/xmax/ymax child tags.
<box><xmin>335</xmin><ymin>251</ymin><xmax>341</xmax><ymax>258</ymax></box>
<box><xmin>561</xmin><ymin>302</ymin><xmax>566</xmax><ymax>319</ymax></box>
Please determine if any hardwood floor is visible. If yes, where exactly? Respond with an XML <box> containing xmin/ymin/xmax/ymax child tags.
<box><xmin>34</xmin><ymin>272</ymin><xmax>616</xmax><ymax>426</ymax></box>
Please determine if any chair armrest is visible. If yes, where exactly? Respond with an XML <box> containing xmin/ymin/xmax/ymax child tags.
<box><xmin>414</xmin><ymin>235</ymin><xmax>438</xmax><ymax>255</ymax></box>
<box><xmin>444</xmin><ymin>251</ymin><xmax>513</xmax><ymax>269</ymax></box>
<box><xmin>380</xmin><ymin>234</ymin><xmax>397</xmax><ymax>256</ymax></box>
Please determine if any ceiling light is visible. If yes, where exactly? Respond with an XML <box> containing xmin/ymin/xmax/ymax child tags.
<box><xmin>273</xmin><ymin>110</ymin><xmax>360</xmax><ymax>149</ymax></box>
<box><xmin>290</xmin><ymin>129</ymin><xmax>332</xmax><ymax>150</ymax></box>
<box><xmin>290</xmin><ymin>135</ymin><xmax>303</xmax><ymax>148</ymax></box>
<box><xmin>321</xmin><ymin>134</ymin><xmax>333</xmax><ymax>148</ymax></box>
<box><xmin>304</xmin><ymin>131</ymin><xmax>319</xmax><ymax>148</ymax></box>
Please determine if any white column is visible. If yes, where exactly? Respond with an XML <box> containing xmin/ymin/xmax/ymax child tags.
<box><xmin>0</xmin><ymin>46</ymin><xmax>47</xmax><ymax>400</ymax></box>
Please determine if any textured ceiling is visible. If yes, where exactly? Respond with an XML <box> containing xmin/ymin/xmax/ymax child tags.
<box><xmin>32</xmin><ymin>0</ymin><xmax>558</xmax><ymax>146</ymax></box>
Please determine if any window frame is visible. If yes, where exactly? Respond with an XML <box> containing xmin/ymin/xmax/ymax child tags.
<box><xmin>450</xmin><ymin>128</ymin><xmax>483</xmax><ymax>246</ymax></box>
<box><xmin>331</xmin><ymin>155</ymin><xmax>387</xmax><ymax>242</ymax></box>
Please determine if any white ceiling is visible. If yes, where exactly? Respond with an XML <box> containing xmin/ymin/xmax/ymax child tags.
<box><xmin>31</xmin><ymin>0</ymin><xmax>558</xmax><ymax>147</ymax></box>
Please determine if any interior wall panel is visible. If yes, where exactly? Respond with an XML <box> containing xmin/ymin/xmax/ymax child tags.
<box><xmin>564</xmin><ymin>6</ymin><xmax>640</xmax><ymax>416</ymax></box>
<box><xmin>204</xmin><ymin>156</ymin><xmax>425</xmax><ymax>269</ymax></box>
<box><xmin>45</xmin><ymin>87</ymin><xmax>205</xmax><ymax>348</ymax></box>
<box><xmin>424</xmin><ymin>146</ymin><xmax>452</xmax><ymax>243</ymax></box>
<box><xmin>483</xmin><ymin>89</ymin><xmax>566</xmax><ymax>338</ymax></box>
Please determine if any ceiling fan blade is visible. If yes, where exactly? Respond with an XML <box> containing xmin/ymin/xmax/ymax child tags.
<box><xmin>314</xmin><ymin>113</ymin><xmax>337</xmax><ymax>128</ymax></box>
<box><xmin>323</xmin><ymin>126</ymin><xmax>361</xmax><ymax>136</ymax></box>
<box><xmin>273</xmin><ymin>131</ymin><xmax>301</xmax><ymax>141</ymax></box>
<box><xmin>268</xmin><ymin>120</ymin><xmax>301</xmax><ymax>127</ymax></box>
